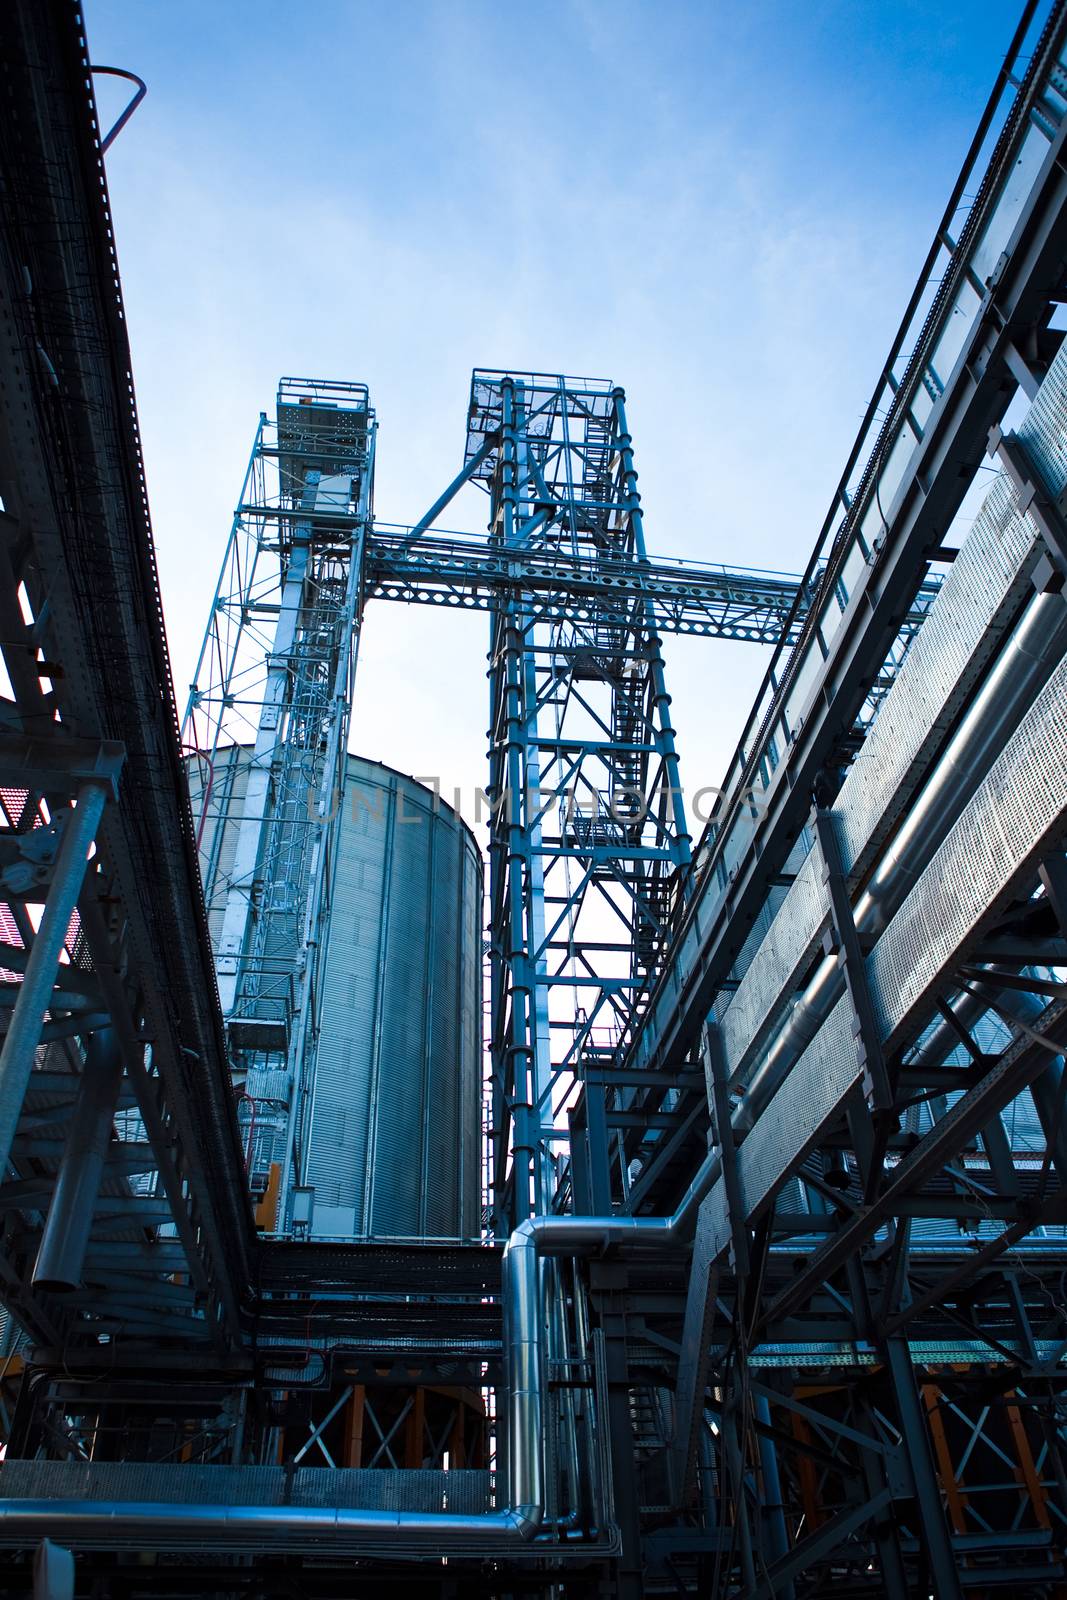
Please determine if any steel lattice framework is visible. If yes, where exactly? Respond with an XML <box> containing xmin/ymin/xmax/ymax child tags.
<box><xmin>472</xmin><ymin>372</ymin><xmax>692</xmax><ymax>1227</ymax></box>
<box><xmin>184</xmin><ymin>367</ymin><xmax>893</xmax><ymax>1232</ymax></box>
<box><xmin>1</xmin><ymin>1</ymin><xmax>1067</xmax><ymax>1597</ymax></box>
<box><xmin>183</xmin><ymin>381</ymin><xmax>375</xmax><ymax>1224</ymax></box>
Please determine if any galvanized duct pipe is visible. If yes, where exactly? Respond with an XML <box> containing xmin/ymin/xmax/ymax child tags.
<box><xmin>755</xmin><ymin>1393</ymin><xmax>794</xmax><ymax>1598</ymax></box>
<box><xmin>32</xmin><ymin>1029</ymin><xmax>123</xmax><ymax>1293</ymax></box>
<box><xmin>501</xmin><ymin>1151</ymin><xmax>718</xmax><ymax>1531</ymax></box>
<box><xmin>544</xmin><ymin>1256</ymin><xmax>584</xmax><ymax>1526</ymax></box>
<box><xmin>0</xmin><ymin>1227</ymin><xmax>541</xmax><ymax>1551</ymax></box>
<box><xmin>7</xmin><ymin>605</ymin><xmax>1062</xmax><ymax>1551</ymax></box>
<box><xmin>0</xmin><ymin>1155</ymin><xmax>718</xmax><ymax>1553</ymax></box>
<box><xmin>735</xmin><ymin>592</ymin><xmax>1067</xmax><ymax>1129</ymax></box>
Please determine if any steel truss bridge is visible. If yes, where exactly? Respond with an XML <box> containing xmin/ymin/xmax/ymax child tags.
<box><xmin>0</xmin><ymin>1</ymin><xmax>1065</xmax><ymax>1597</ymax></box>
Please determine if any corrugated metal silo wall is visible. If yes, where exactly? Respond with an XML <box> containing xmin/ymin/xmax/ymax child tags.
<box><xmin>307</xmin><ymin>759</ymin><xmax>482</xmax><ymax>1239</ymax></box>
<box><xmin>190</xmin><ymin>746</ymin><xmax>483</xmax><ymax>1239</ymax></box>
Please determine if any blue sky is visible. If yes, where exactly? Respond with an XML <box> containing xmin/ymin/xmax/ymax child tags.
<box><xmin>87</xmin><ymin>0</ymin><xmax>1024</xmax><ymax>825</ymax></box>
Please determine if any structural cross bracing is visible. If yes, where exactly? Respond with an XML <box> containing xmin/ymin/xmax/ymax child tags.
<box><xmin>0</xmin><ymin>0</ymin><xmax>1067</xmax><ymax>1596</ymax></box>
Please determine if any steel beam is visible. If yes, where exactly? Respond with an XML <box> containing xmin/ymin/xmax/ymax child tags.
<box><xmin>31</xmin><ymin>1029</ymin><xmax>123</xmax><ymax>1294</ymax></box>
<box><xmin>622</xmin><ymin>37</ymin><xmax>1067</xmax><ymax>1097</ymax></box>
<box><xmin>0</xmin><ymin>778</ymin><xmax>111</xmax><ymax>1182</ymax></box>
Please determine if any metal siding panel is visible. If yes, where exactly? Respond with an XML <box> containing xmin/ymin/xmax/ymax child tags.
<box><xmin>425</xmin><ymin>822</ymin><xmax>462</xmax><ymax>1235</ymax></box>
<box><xmin>309</xmin><ymin>758</ymin><xmax>483</xmax><ymax>1240</ymax></box>
<box><xmin>196</xmin><ymin>748</ymin><xmax>483</xmax><ymax>1241</ymax></box>
<box><xmin>835</xmin><ymin>469</ymin><xmax>1039</xmax><ymax>882</ymax></box>
<box><xmin>369</xmin><ymin>782</ymin><xmax>432</xmax><ymax>1235</ymax></box>
<box><xmin>460</xmin><ymin>831</ymin><xmax>484</xmax><ymax>1235</ymax></box>
<box><xmin>715</xmin><ymin>423</ymin><xmax>1049</xmax><ymax>1082</ymax></box>
<box><xmin>307</xmin><ymin>764</ymin><xmax>392</xmax><ymax>1231</ymax></box>
<box><xmin>869</xmin><ymin>654</ymin><xmax>1067</xmax><ymax>1051</ymax></box>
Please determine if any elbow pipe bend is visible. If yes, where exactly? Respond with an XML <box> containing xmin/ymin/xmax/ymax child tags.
<box><xmin>0</xmin><ymin>1170</ymin><xmax>719</xmax><ymax>1555</ymax></box>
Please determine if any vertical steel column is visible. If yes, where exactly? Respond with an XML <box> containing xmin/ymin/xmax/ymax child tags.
<box><xmin>32</xmin><ymin>1028</ymin><xmax>123</xmax><ymax>1292</ymax></box>
<box><xmin>722</xmin><ymin>1392</ymin><xmax>758</xmax><ymax>1595</ymax></box>
<box><xmin>755</xmin><ymin>1394</ymin><xmax>795</xmax><ymax>1600</ymax></box>
<box><xmin>0</xmin><ymin>778</ymin><xmax>110</xmax><ymax>1181</ymax></box>
<box><xmin>841</xmin><ymin>1247</ymin><xmax>912</xmax><ymax>1596</ymax></box>
<box><xmin>612</xmin><ymin>390</ymin><xmax>690</xmax><ymax>867</ymax></box>
<box><xmin>490</xmin><ymin>377</ymin><xmax>541</xmax><ymax>1224</ymax></box>
<box><xmin>486</xmin><ymin>622</ymin><xmax>509</xmax><ymax>1228</ymax></box>
<box><xmin>812</xmin><ymin>806</ymin><xmax>892</xmax><ymax>1111</ymax></box>
<box><xmin>673</xmin><ymin>1024</ymin><xmax>745</xmax><ymax>1497</ymax></box>
<box><xmin>583</xmin><ymin>1069</ymin><xmax>613</xmax><ymax>1215</ymax></box>
<box><xmin>275</xmin><ymin>490</ymin><xmax>370</xmax><ymax>1228</ymax></box>
<box><xmin>514</xmin><ymin>397</ymin><xmax>555</xmax><ymax>1216</ymax></box>
<box><xmin>592</xmin><ymin>1262</ymin><xmax>645</xmax><ymax>1600</ymax></box>
<box><xmin>672</xmin><ymin>1212</ymin><xmax>719</xmax><ymax>1500</ymax></box>
<box><xmin>884</xmin><ymin>1338</ymin><xmax>964</xmax><ymax>1599</ymax></box>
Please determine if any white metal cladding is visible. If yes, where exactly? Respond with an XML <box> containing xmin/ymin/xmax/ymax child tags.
<box><xmin>835</xmin><ymin>470</ymin><xmax>1039</xmax><ymax>881</ymax></box>
<box><xmin>718</xmin><ymin>846</ymin><xmax>828</xmax><ymax>1082</ymax></box>
<box><xmin>714</xmin><ymin>442</ymin><xmax>1042</xmax><ymax>1081</ymax></box>
<box><xmin>1016</xmin><ymin>334</ymin><xmax>1067</xmax><ymax>496</ymax></box>
<box><xmin>305</xmin><ymin>757</ymin><xmax>483</xmax><ymax>1240</ymax></box>
<box><xmin>868</xmin><ymin>653</ymin><xmax>1067</xmax><ymax>1053</ymax></box>
<box><xmin>702</xmin><ymin>652</ymin><xmax>1067</xmax><ymax>1262</ymax></box>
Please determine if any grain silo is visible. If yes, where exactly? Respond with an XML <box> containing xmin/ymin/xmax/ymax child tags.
<box><xmin>191</xmin><ymin>746</ymin><xmax>483</xmax><ymax>1240</ymax></box>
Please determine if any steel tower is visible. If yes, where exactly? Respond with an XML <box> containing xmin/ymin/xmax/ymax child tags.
<box><xmin>471</xmin><ymin>373</ymin><xmax>691</xmax><ymax>1228</ymax></box>
<box><xmin>182</xmin><ymin>368</ymin><xmax>832</xmax><ymax>1241</ymax></box>
<box><xmin>183</xmin><ymin>381</ymin><xmax>375</xmax><ymax>1225</ymax></box>
<box><xmin>4</xmin><ymin>2</ymin><xmax>1067</xmax><ymax>1596</ymax></box>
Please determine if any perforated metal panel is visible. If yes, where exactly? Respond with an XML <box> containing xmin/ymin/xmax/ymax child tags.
<box><xmin>706</xmin><ymin>657</ymin><xmax>1067</xmax><ymax>1255</ymax></box>
<box><xmin>705</xmin><ymin>996</ymin><xmax>861</xmax><ymax>1259</ymax></box>
<box><xmin>867</xmin><ymin>653</ymin><xmax>1067</xmax><ymax>1051</ymax></box>
<box><xmin>719</xmin><ymin>845</ymin><xmax>828</xmax><ymax>1078</ymax></box>
<box><xmin>712</xmin><ymin>360</ymin><xmax>1056</xmax><ymax>1078</ymax></box>
<box><xmin>836</xmin><ymin>467</ymin><xmax>1038</xmax><ymax>880</ymax></box>
<box><xmin>1016</xmin><ymin>336</ymin><xmax>1067</xmax><ymax>494</ymax></box>
<box><xmin>737</xmin><ymin>997</ymin><xmax>859</xmax><ymax>1246</ymax></box>
<box><xmin>0</xmin><ymin>1460</ymin><xmax>493</xmax><ymax>1515</ymax></box>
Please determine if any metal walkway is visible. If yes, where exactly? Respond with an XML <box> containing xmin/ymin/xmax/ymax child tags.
<box><xmin>0</xmin><ymin>0</ymin><xmax>252</xmax><ymax>1352</ymax></box>
<box><xmin>1</xmin><ymin>0</ymin><xmax>1067</xmax><ymax>1595</ymax></box>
